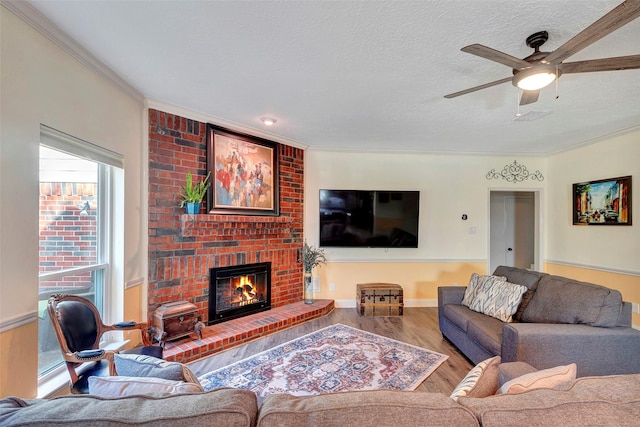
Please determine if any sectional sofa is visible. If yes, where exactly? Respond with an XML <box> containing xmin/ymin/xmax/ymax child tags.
<box><xmin>1</xmin><ymin>368</ymin><xmax>638</xmax><ymax>426</ymax></box>
<box><xmin>438</xmin><ymin>265</ymin><xmax>640</xmax><ymax>376</ymax></box>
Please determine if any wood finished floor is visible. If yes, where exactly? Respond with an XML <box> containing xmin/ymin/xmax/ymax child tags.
<box><xmin>187</xmin><ymin>307</ymin><xmax>473</xmax><ymax>394</ymax></box>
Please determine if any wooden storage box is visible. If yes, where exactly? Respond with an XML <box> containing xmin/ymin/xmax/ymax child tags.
<box><xmin>356</xmin><ymin>283</ymin><xmax>404</xmax><ymax>316</ymax></box>
<box><xmin>153</xmin><ymin>300</ymin><xmax>201</xmax><ymax>344</ymax></box>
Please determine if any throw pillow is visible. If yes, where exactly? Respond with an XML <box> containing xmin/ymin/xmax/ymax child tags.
<box><xmin>498</xmin><ymin>363</ymin><xmax>577</xmax><ymax>394</ymax></box>
<box><xmin>450</xmin><ymin>356</ymin><xmax>501</xmax><ymax>401</ymax></box>
<box><xmin>114</xmin><ymin>354</ymin><xmax>200</xmax><ymax>385</ymax></box>
<box><xmin>88</xmin><ymin>376</ymin><xmax>203</xmax><ymax>397</ymax></box>
<box><xmin>461</xmin><ymin>274</ymin><xmax>506</xmax><ymax>308</ymax></box>
<box><xmin>469</xmin><ymin>280</ymin><xmax>528</xmax><ymax>322</ymax></box>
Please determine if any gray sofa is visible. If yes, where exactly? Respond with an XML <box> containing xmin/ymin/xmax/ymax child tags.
<box><xmin>2</xmin><ymin>370</ymin><xmax>639</xmax><ymax>426</ymax></box>
<box><xmin>438</xmin><ymin>265</ymin><xmax>640</xmax><ymax>377</ymax></box>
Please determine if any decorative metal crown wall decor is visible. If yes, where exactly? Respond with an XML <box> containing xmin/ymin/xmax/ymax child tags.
<box><xmin>486</xmin><ymin>160</ymin><xmax>544</xmax><ymax>183</ymax></box>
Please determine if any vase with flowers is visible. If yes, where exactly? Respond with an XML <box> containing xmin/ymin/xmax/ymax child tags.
<box><xmin>302</xmin><ymin>240</ymin><xmax>326</xmax><ymax>304</ymax></box>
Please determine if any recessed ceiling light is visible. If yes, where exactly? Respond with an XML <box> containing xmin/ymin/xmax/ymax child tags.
<box><xmin>260</xmin><ymin>117</ymin><xmax>277</xmax><ymax>126</ymax></box>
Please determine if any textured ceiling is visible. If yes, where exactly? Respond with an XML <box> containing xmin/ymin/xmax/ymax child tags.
<box><xmin>26</xmin><ymin>0</ymin><xmax>640</xmax><ymax>155</ymax></box>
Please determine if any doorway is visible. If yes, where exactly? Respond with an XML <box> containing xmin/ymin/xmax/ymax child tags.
<box><xmin>489</xmin><ymin>190</ymin><xmax>542</xmax><ymax>273</ymax></box>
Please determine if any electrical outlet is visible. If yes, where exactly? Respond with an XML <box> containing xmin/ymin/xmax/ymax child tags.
<box><xmin>330</xmin><ymin>282</ymin><xmax>335</xmax><ymax>292</ymax></box>
<box><xmin>633</xmin><ymin>302</ymin><xmax>639</xmax><ymax>314</ymax></box>
<box><xmin>312</xmin><ymin>276</ymin><xmax>320</xmax><ymax>292</ymax></box>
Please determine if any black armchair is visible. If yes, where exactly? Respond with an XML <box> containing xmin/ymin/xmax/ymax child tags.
<box><xmin>47</xmin><ymin>293</ymin><xmax>163</xmax><ymax>394</ymax></box>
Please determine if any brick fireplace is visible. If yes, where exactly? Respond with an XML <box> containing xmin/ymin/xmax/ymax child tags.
<box><xmin>147</xmin><ymin>109</ymin><xmax>304</xmax><ymax>324</ymax></box>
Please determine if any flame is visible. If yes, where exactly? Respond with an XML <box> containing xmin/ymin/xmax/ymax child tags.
<box><xmin>232</xmin><ymin>276</ymin><xmax>257</xmax><ymax>305</ymax></box>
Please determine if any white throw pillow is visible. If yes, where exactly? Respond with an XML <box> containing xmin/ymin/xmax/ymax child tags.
<box><xmin>498</xmin><ymin>363</ymin><xmax>577</xmax><ymax>394</ymax></box>
<box><xmin>88</xmin><ymin>376</ymin><xmax>204</xmax><ymax>397</ymax></box>
<box><xmin>469</xmin><ymin>280</ymin><xmax>528</xmax><ymax>322</ymax></box>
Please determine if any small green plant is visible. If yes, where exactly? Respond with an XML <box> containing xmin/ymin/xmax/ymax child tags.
<box><xmin>180</xmin><ymin>171</ymin><xmax>211</xmax><ymax>208</ymax></box>
<box><xmin>302</xmin><ymin>240</ymin><xmax>326</xmax><ymax>273</ymax></box>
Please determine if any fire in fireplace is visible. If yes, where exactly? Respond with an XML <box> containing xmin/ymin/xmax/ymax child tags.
<box><xmin>208</xmin><ymin>262</ymin><xmax>271</xmax><ymax>324</ymax></box>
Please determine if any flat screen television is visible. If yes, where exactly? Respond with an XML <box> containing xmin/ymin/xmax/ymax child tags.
<box><xmin>319</xmin><ymin>190</ymin><xmax>419</xmax><ymax>248</ymax></box>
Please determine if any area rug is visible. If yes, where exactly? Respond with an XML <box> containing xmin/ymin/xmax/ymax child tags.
<box><xmin>197</xmin><ymin>323</ymin><xmax>448</xmax><ymax>397</ymax></box>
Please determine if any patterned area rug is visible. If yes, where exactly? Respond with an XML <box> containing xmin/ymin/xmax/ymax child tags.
<box><xmin>198</xmin><ymin>323</ymin><xmax>448</xmax><ymax>397</ymax></box>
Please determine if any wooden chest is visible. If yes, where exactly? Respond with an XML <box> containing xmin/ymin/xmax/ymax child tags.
<box><xmin>356</xmin><ymin>283</ymin><xmax>404</xmax><ymax>316</ymax></box>
<box><xmin>153</xmin><ymin>300</ymin><xmax>202</xmax><ymax>345</ymax></box>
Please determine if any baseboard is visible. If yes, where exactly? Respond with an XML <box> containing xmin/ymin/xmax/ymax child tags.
<box><xmin>334</xmin><ymin>299</ymin><xmax>437</xmax><ymax>309</ymax></box>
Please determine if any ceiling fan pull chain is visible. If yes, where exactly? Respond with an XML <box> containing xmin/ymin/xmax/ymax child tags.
<box><xmin>555</xmin><ymin>66</ymin><xmax>560</xmax><ymax>100</ymax></box>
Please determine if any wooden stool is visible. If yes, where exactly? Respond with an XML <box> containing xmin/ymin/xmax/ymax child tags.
<box><xmin>356</xmin><ymin>283</ymin><xmax>404</xmax><ymax>316</ymax></box>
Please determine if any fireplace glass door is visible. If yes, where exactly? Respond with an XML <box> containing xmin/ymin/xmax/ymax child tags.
<box><xmin>209</xmin><ymin>262</ymin><xmax>271</xmax><ymax>324</ymax></box>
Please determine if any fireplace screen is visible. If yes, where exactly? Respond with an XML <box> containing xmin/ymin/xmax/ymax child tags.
<box><xmin>209</xmin><ymin>262</ymin><xmax>271</xmax><ymax>324</ymax></box>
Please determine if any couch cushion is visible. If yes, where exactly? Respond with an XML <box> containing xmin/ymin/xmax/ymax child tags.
<box><xmin>498</xmin><ymin>363</ymin><xmax>576</xmax><ymax>394</ymax></box>
<box><xmin>492</xmin><ymin>266</ymin><xmax>546</xmax><ymax>290</ymax></box>
<box><xmin>458</xmin><ymin>374</ymin><xmax>640</xmax><ymax>427</ymax></box>
<box><xmin>465</xmin><ymin>316</ymin><xmax>504</xmax><ymax>356</ymax></box>
<box><xmin>257</xmin><ymin>390</ymin><xmax>479</xmax><ymax>427</ymax></box>
<box><xmin>450</xmin><ymin>356</ymin><xmax>501</xmax><ymax>401</ymax></box>
<box><xmin>0</xmin><ymin>388</ymin><xmax>258</xmax><ymax>426</ymax></box>
<box><xmin>469</xmin><ymin>280</ymin><xmax>528</xmax><ymax>322</ymax></box>
<box><xmin>443</xmin><ymin>303</ymin><xmax>499</xmax><ymax>333</ymax></box>
<box><xmin>521</xmin><ymin>275</ymin><xmax>623</xmax><ymax>327</ymax></box>
<box><xmin>88</xmin><ymin>376</ymin><xmax>204</xmax><ymax>397</ymax></box>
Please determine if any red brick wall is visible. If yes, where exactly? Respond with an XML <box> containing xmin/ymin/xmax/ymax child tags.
<box><xmin>39</xmin><ymin>183</ymin><xmax>97</xmax><ymax>290</ymax></box>
<box><xmin>148</xmin><ymin>109</ymin><xmax>304</xmax><ymax>323</ymax></box>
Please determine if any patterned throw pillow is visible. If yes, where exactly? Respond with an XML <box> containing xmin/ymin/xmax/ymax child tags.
<box><xmin>450</xmin><ymin>356</ymin><xmax>501</xmax><ymax>401</ymax></box>
<box><xmin>115</xmin><ymin>354</ymin><xmax>200</xmax><ymax>385</ymax></box>
<box><xmin>469</xmin><ymin>280</ymin><xmax>528</xmax><ymax>322</ymax></box>
<box><xmin>498</xmin><ymin>363</ymin><xmax>577</xmax><ymax>394</ymax></box>
<box><xmin>461</xmin><ymin>274</ymin><xmax>506</xmax><ymax>308</ymax></box>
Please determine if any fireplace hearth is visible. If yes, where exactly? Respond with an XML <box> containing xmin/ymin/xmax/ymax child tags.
<box><xmin>208</xmin><ymin>262</ymin><xmax>271</xmax><ymax>324</ymax></box>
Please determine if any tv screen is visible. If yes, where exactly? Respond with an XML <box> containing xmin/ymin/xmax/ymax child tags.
<box><xmin>319</xmin><ymin>190</ymin><xmax>419</xmax><ymax>248</ymax></box>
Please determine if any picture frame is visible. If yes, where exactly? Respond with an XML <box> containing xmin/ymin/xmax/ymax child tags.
<box><xmin>573</xmin><ymin>175</ymin><xmax>631</xmax><ymax>225</ymax></box>
<box><xmin>206</xmin><ymin>124</ymin><xmax>279</xmax><ymax>216</ymax></box>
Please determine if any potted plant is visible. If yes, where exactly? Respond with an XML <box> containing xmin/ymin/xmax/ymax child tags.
<box><xmin>180</xmin><ymin>171</ymin><xmax>211</xmax><ymax>214</ymax></box>
<box><xmin>302</xmin><ymin>240</ymin><xmax>326</xmax><ymax>304</ymax></box>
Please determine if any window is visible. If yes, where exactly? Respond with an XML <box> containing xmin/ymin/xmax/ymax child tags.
<box><xmin>38</xmin><ymin>126</ymin><xmax>123</xmax><ymax>379</ymax></box>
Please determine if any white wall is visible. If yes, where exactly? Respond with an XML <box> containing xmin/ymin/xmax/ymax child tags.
<box><xmin>0</xmin><ymin>6</ymin><xmax>144</xmax><ymax>396</ymax></box>
<box><xmin>305</xmin><ymin>151</ymin><xmax>547</xmax><ymax>263</ymax></box>
<box><xmin>546</xmin><ymin>130</ymin><xmax>640</xmax><ymax>273</ymax></box>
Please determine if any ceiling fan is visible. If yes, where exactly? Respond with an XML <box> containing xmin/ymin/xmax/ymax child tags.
<box><xmin>444</xmin><ymin>0</ymin><xmax>640</xmax><ymax>105</ymax></box>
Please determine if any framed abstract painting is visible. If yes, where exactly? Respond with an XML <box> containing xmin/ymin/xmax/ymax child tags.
<box><xmin>206</xmin><ymin>124</ymin><xmax>279</xmax><ymax>216</ymax></box>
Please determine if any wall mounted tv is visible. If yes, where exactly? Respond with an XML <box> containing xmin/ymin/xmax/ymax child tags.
<box><xmin>319</xmin><ymin>190</ymin><xmax>420</xmax><ymax>248</ymax></box>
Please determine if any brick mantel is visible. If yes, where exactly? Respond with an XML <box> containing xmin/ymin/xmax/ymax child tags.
<box><xmin>180</xmin><ymin>214</ymin><xmax>293</xmax><ymax>238</ymax></box>
<box><xmin>148</xmin><ymin>109</ymin><xmax>304</xmax><ymax>323</ymax></box>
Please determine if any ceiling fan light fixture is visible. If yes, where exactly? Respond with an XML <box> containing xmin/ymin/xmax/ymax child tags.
<box><xmin>513</xmin><ymin>66</ymin><xmax>557</xmax><ymax>91</ymax></box>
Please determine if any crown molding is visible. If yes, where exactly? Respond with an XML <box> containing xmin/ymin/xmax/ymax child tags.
<box><xmin>145</xmin><ymin>98</ymin><xmax>308</xmax><ymax>150</ymax></box>
<box><xmin>2</xmin><ymin>0</ymin><xmax>143</xmax><ymax>103</ymax></box>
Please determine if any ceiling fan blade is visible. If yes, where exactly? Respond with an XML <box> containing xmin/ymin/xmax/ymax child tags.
<box><xmin>519</xmin><ymin>90</ymin><xmax>540</xmax><ymax>106</ymax></box>
<box><xmin>544</xmin><ymin>0</ymin><xmax>640</xmax><ymax>65</ymax></box>
<box><xmin>444</xmin><ymin>77</ymin><xmax>513</xmax><ymax>99</ymax></box>
<box><xmin>461</xmin><ymin>44</ymin><xmax>531</xmax><ymax>69</ymax></box>
<box><xmin>561</xmin><ymin>55</ymin><xmax>640</xmax><ymax>73</ymax></box>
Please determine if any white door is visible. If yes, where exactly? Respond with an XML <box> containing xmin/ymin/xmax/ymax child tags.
<box><xmin>490</xmin><ymin>191</ymin><xmax>536</xmax><ymax>273</ymax></box>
